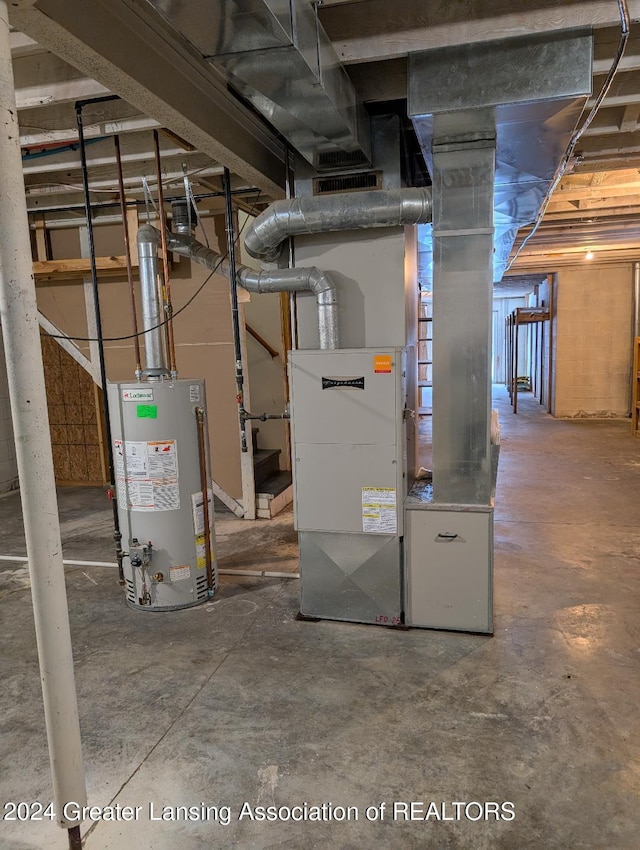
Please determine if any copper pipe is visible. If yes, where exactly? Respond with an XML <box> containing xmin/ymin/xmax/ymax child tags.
<box><xmin>153</xmin><ymin>129</ymin><xmax>177</xmax><ymax>375</ymax></box>
<box><xmin>113</xmin><ymin>135</ymin><xmax>142</xmax><ymax>377</ymax></box>
<box><xmin>195</xmin><ymin>407</ymin><xmax>214</xmax><ymax>593</ymax></box>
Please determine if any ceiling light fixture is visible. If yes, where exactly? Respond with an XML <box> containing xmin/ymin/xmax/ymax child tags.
<box><xmin>585</xmin><ymin>250</ymin><xmax>594</xmax><ymax>260</ymax></box>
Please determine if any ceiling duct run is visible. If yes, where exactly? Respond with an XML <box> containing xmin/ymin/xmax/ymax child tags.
<box><xmin>145</xmin><ymin>0</ymin><xmax>370</xmax><ymax>168</ymax></box>
<box><xmin>409</xmin><ymin>31</ymin><xmax>593</xmax><ymax>286</ymax></box>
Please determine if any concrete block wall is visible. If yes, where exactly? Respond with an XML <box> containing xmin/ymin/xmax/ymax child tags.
<box><xmin>554</xmin><ymin>264</ymin><xmax>633</xmax><ymax>417</ymax></box>
<box><xmin>0</xmin><ymin>329</ymin><xmax>18</xmax><ymax>493</ymax></box>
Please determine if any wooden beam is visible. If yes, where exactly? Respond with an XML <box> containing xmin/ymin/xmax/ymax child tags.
<box><xmin>320</xmin><ymin>0</ymin><xmax>640</xmax><ymax>64</ymax></box>
<box><xmin>581</xmin><ymin>106</ymin><xmax>640</xmax><ymax>137</ymax></box>
<box><xmin>347</xmin><ymin>58</ymin><xmax>407</xmax><ymax>103</ymax></box>
<box><xmin>619</xmin><ymin>103</ymin><xmax>640</xmax><ymax>132</ymax></box>
<box><xmin>20</xmin><ymin>115</ymin><xmax>160</xmax><ymax>148</ymax></box>
<box><xmin>9</xmin><ymin>30</ymin><xmax>42</xmax><ymax>58</ymax></box>
<box><xmin>125</xmin><ymin>205</ymin><xmax>138</xmax><ymax>268</ymax></box>
<box><xmin>585</xmin><ymin>70</ymin><xmax>640</xmax><ymax>109</ymax></box>
<box><xmin>509</xmin><ymin>247</ymin><xmax>640</xmax><ymax>272</ymax></box>
<box><xmin>551</xmin><ymin>182</ymin><xmax>640</xmax><ymax>203</ymax></box>
<box><xmin>545</xmin><ymin>202</ymin><xmax>640</xmax><ymax>219</ymax></box>
<box><xmin>13</xmin><ymin>51</ymin><xmax>109</xmax><ymax>109</ymax></box>
<box><xmin>10</xmin><ymin>0</ymin><xmax>285</xmax><ymax>198</ymax></box>
<box><xmin>33</xmin><ymin>255</ymin><xmax>136</xmax><ymax>281</ymax></box>
<box><xmin>593</xmin><ymin>31</ymin><xmax>640</xmax><ymax>75</ymax></box>
<box><xmin>33</xmin><ymin>213</ymin><xmax>48</xmax><ymax>261</ymax></box>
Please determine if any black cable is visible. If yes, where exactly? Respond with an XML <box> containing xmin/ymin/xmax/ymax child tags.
<box><xmin>45</xmin><ymin>190</ymin><xmax>261</xmax><ymax>344</ymax></box>
<box><xmin>76</xmin><ymin>100</ymin><xmax>125</xmax><ymax>584</ymax></box>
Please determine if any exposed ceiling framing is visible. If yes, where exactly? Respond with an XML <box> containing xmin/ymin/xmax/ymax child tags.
<box><xmin>7</xmin><ymin>0</ymin><xmax>640</xmax><ymax>272</ymax></box>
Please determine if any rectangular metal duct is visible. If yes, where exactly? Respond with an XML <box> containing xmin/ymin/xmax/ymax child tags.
<box><xmin>409</xmin><ymin>30</ymin><xmax>593</xmax><ymax>284</ymax></box>
<box><xmin>145</xmin><ymin>0</ymin><xmax>370</xmax><ymax>167</ymax></box>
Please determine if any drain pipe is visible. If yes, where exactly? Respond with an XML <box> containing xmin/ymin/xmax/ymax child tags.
<box><xmin>222</xmin><ymin>168</ymin><xmax>248</xmax><ymax>452</ymax></box>
<box><xmin>244</xmin><ymin>187</ymin><xmax>433</xmax><ymax>262</ymax></box>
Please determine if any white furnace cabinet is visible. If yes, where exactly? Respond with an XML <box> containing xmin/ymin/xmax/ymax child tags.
<box><xmin>289</xmin><ymin>348</ymin><xmax>409</xmax><ymax>625</ymax></box>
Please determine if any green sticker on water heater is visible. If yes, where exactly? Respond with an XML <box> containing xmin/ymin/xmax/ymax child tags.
<box><xmin>137</xmin><ymin>404</ymin><xmax>158</xmax><ymax>419</ymax></box>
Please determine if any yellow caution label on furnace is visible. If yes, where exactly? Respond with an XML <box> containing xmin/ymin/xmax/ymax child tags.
<box><xmin>374</xmin><ymin>354</ymin><xmax>392</xmax><ymax>373</ymax></box>
<box><xmin>362</xmin><ymin>487</ymin><xmax>397</xmax><ymax>534</ymax></box>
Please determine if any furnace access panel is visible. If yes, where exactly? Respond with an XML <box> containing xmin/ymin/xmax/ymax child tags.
<box><xmin>289</xmin><ymin>348</ymin><xmax>407</xmax><ymax>537</ymax></box>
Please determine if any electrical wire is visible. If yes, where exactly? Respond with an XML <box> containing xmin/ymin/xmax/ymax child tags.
<box><xmin>505</xmin><ymin>0</ymin><xmax>630</xmax><ymax>272</ymax></box>
<box><xmin>46</xmin><ymin>190</ymin><xmax>261</xmax><ymax>344</ymax></box>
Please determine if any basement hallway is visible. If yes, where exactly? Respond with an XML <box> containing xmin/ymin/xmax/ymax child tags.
<box><xmin>1</xmin><ymin>385</ymin><xmax>639</xmax><ymax>849</ymax></box>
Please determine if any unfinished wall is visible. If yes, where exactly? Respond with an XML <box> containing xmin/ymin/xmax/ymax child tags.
<box><xmin>554</xmin><ymin>263</ymin><xmax>633</xmax><ymax>417</ymax></box>
<box><xmin>40</xmin><ymin>331</ymin><xmax>105</xmax><ymax>484</ymax></box>
<box><xmin>243</xmin><ymin>292</ymin><xmax>289</xmax><ymax>463</ymax></box>
<box><xmin>238</xmin><ymin>212</ymin><xmax>289</xmax><ymax>466</ymax></box>
<box><xmin>0</xmin><ymin>329</ymin><xmax>18</xmax><ymax>493</ymax></box>
<box><xmin>37</xmin><ymin>217</ymin><xmax>246</xmax><ymax>498</ymax></box>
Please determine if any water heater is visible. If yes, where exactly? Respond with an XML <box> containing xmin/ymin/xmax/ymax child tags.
<box><xmin>107</xmin><ymin>379</ymin><xmax>217</xmax><ymax>611</ymax></box>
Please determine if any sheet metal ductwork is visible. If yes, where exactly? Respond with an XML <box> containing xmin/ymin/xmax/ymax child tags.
<box><xmin>145</xmin><ymin>0</ymin><xmax>370</xmax><ymax>166</ymax></box>
<box><xmin>409</xmin><ymin>30</ymin><xmax>593</xmax><ymax>284</ymax></box>
<box><xmin>244</xmin><ymin>187</ymin><xmax>433</xmax><ymax>262</ymax></box>
<box><xmin>137</xmin><ymin>223</ymin><xmax>169</xmax><ymax>377</ymax></box>
<box><xmin>148</xmin><ymin>226</ymin><xmax>340</xmax><ymax>350</ymax></box>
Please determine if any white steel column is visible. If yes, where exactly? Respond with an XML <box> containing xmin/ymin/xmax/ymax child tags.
<box><xmin>0</xmin><ymin>0</ymin><xmax>86</xmax><ymax>835</ymax></box>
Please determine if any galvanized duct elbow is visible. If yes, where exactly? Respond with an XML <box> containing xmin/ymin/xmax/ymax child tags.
<box><xmin>165</xmin><ymin>231</ymin><xmax>230</xmax><ymax>276</ymax></box>
<box><xmin>137</xmin><ymin>223</ymin><xmax>169</xmax><ymax>377</ymax></box>
<box><xmin>244</xmin><ymin>187</ymin><xmax>433</xmax><ymax>262</ymax></box>
<box><xmin>164</xmin><ymin>230</ymin><xmax>339</xmax><ymax>349</ymax></box>
<box><xmin>239</xmin><ymin>266</ymin><xmax>339</xmax><ymax>350</ymax></box>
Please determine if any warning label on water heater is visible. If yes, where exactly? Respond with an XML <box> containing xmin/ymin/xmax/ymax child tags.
<box><xmin>362</xmin><ymin>486</ymin><xmax>397</xmax><ymax>534</ymax></box>
<box><xmin>114</xmin><ymin>439</ymin><xmax>180</xmax><ymax>512</ymax></box>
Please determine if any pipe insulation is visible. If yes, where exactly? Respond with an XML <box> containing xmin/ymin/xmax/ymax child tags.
<box><xmin>163</xmin><ymin>230</ymin><xmax>340</xmax><ymax>349</ymax></box>
<box><xmin>243</xmin><ymin>187</ymin><xmax>433</xmax><ymax>262</ymax></box>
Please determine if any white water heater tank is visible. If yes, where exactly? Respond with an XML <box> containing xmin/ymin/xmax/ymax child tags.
<box><xmin>107</xmin><ymin>379</ymin><xmax>217</xmax><ymax>611</ymax></box>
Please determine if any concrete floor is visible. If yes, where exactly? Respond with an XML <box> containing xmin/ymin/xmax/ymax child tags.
<box><xmin>1</xmin><ymin>385</ymin><xmax>639</xmax><ymax>849</ymax></box>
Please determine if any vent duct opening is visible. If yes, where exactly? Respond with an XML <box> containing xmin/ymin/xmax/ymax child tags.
<box><xmin>313</xmin><ymin>172</ymin><xmax>382</xmax><ymax>196</ymax></box>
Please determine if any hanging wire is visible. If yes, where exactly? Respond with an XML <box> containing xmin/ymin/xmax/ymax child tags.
<box><xmin>47</xmin><ymin>190</ymin><xmax>262</xmax><ymax>344</ymax></box>
<box><xmin>505</xmin><ymin>0</ymin><xmax>631</xmax><ymax>272</ymax></box>
<box><xmin>141</xmin><ymin>175</ymin><xmax>156</xmax><ymax>224</ymax></box>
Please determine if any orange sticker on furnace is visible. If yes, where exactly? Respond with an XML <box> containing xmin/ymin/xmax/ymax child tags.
<box><xmin>374</xmin><ymin>354</ymin><xmax>392</xmax><ymax>373</ymax></box>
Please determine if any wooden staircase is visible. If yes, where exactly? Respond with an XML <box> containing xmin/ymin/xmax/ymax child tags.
<box><xmin>252</xmin><ymin>431</ymin><xmax>293</xmax><ymax>518</ymax></box>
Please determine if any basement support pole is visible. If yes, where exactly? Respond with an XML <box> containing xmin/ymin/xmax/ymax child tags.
<box><xmin>0</xmin><ymin>2</ymin><xmax>86</xmax><ymax>845</ymax></box>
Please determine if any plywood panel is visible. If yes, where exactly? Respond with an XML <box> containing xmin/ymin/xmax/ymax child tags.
<box><xmin>41</xmin><ymin>331</ymin><xmax>106</xmax><ymax>485</ymax></box>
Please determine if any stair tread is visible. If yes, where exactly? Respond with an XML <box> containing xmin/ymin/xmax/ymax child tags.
<box><xmin>256</xmin><ymin>470</ymin><xmax>292</xmax><ymax>497</ymax></box>
<box><xmin>253</xmin><ymin>448</ymin><xmax>281</xmax><ymax>464</ymax></box>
